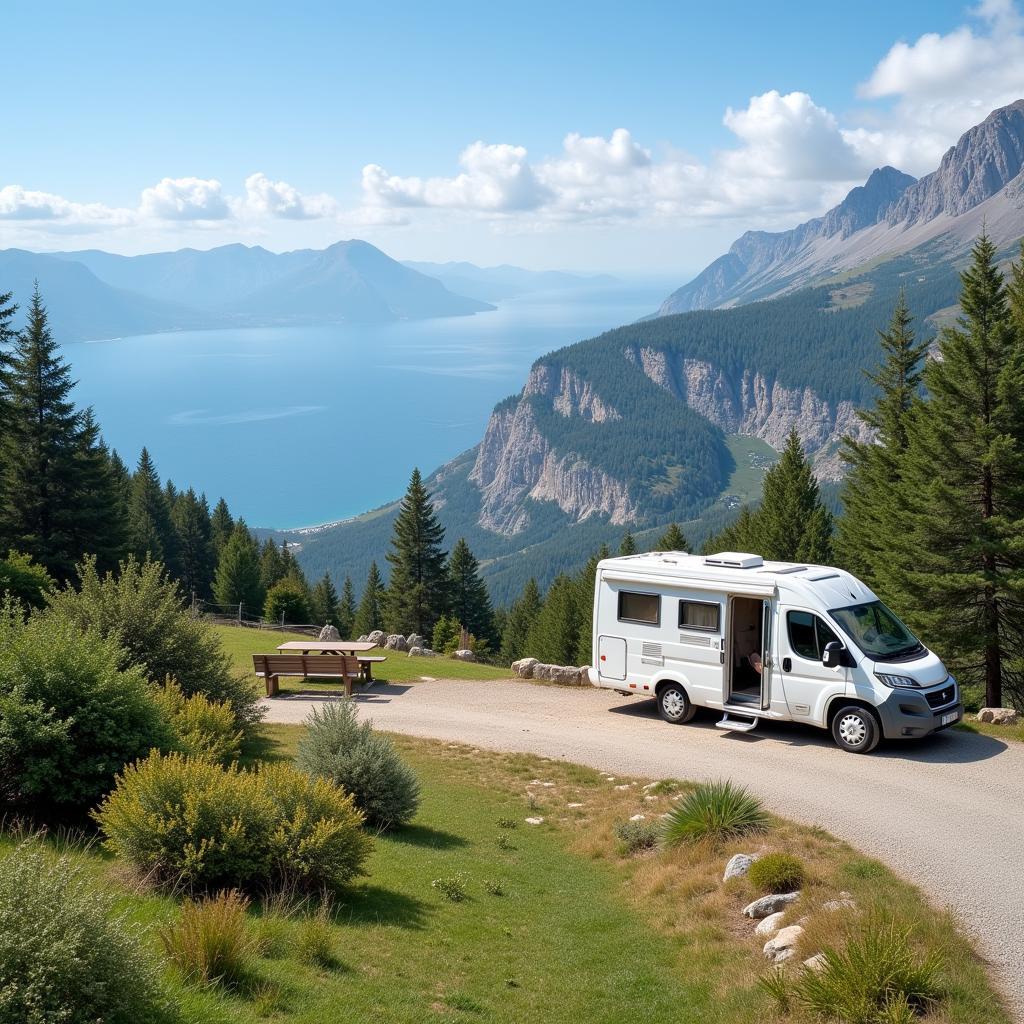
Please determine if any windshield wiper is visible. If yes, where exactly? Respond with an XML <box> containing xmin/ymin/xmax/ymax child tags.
<box><xmin>878</xmin><ymin>642</ymin><xmax>925</xmax><ymax>660</ymax></box>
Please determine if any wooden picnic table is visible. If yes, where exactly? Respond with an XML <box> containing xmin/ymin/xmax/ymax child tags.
<box><xmin>276</xmin><ymin>640</ymin><xmax>377</xmax><ymax>655</ymax></box>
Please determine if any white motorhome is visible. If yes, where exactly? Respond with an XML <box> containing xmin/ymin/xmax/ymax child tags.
<box><xmin>589</xmin><ymin>550</ymin><xmax>962</xmax><ymax>753</ymax></box>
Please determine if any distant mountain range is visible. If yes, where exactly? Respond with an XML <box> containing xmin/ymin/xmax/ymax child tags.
<box><xmin>401</xmin><ymin>261</ymin><xmax>618</xmax><ymax>302</ymax></box>
<box><xmin>658</xmin><ymin>99</ymin><xmax>1024</xmax><ymax>314</ymax></box>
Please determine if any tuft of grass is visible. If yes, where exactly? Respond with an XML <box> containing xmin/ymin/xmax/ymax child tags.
<box><xmin>757</xmin><ymin>967</ymin><xmax>792</xmax><ymax>1014</ymax></box>
<box><xmin>496</xmin><ymin>817</ymin><xmax>518</xmax><ymax>829</ymax></box>
<box><xmin>445</xmin><ymin>992</ymin><xmax>484</xmax><ymax>1013</ymax></box>
<box><xmin>160</xmin><ymin>889</ymin><xmax>258</xmax><ymax>989</ymax></box>
<box><xmin>661</xmin><ymin>780</ymin><xmax>768</xmax><ymax>847</ymax></box>
<box><xmin>748</xmin><ymin>852</ymin><xmax>806</xmax><ymax>894</ymax></box>
<box><xmin>432</xmin><ymin>873</ymin><xmax>469</xmax><ymax>902</ymax></box>
<box><xmin>614</xmin><ymin>819</ymin><xmax>659</xmax><ymax>856</ymax></box>
<box><xmin>483</xmin><ymin>879</ymin><xmax>505</xmax><ymax>896</ymax></box>
<box><xmin>292</xmin><ymin>900</ymin><xmax>337</xmax><ymax>968</ymax></box>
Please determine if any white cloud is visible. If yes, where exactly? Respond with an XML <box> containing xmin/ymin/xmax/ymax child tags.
<box><xmin>0</xmin><ymin>185</ymin><xmax>130</xmax><ymax>227</ymax></box>
<box><xmin>139</xmin><ymin>177</ymin><xmax>231</xmax><ymax>221</ymax></box>
<box><xmin>243</xmin><ymin>172</ymin><xmax>337</xmax><ymax>219</ymax></box>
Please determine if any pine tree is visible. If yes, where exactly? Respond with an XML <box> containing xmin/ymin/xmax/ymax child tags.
<box><xmin>354</xmin><ymin>561</ymin><xmax>386</xmax><ymax>636</ymax></box>
<box><xmin>210</xmin><ymin>498</ymin><xmax>234</xmax><ymax>557</ymax></box>
<box><xmin>836</xmin><ymin>291</ymin><xmax>928</xmax><ymax>580</ymax></box>
<box><xmin>385</xmin><ymin>468</ymin><xmax>448</xmax><ymax>636</ymax></box>
<box><xmin>259</xmin><ymin>538</ymin><xmax>287</xmax><ymax>594</ymax></box>
<box><xmin>524</xmin><ymin>574</ymin><xmax>581</xmax><ymax>665</ymax></box>
<box><xmin>212</xmin><ymin>521</ymin><xmax>264</xmax><ymax>614</ymax></box>
<box><xmin>0</xmin><ymin>288</ymin><xmax>116</xmax><ymax>580</ymax></box>
<box><xmin>619</xmin><ymin>531</ymin><xmax>638</xmax><ymax>556</ymax></box>
<box><xmin>127</xmin><ymin>447</ymin><xmax>178</xmax><ymax>574</ymax></box>
<box><xmin>573</xmin><ymin>549</ymin><xmax>606</xmax><ymax>664</ymax></box>
<box><xmin>885</xmin><ymin>235</ymin><xmax>1024</xmax><ymax>709</ymax></box>
<box><xmin>0</xmin><ymin>290</ymin><xmax>16</xmax><ymax>540</ymax></box>
<box><xmin>71</xmin><ymin>411</ymin><xmax>128</xmax><ymax>574</ymax></box>
<box><xmin>446</xmin><ymin>537</ymin><xmax>496</xmax><ymax>645</ymax></box>
<box><xmin>172</xmin><ymin>488</ymin><xmax>215</xmax><ymax>601</ymax></box>
<box><xmin>310</xmin><ymin>572</ymin><xmax>340</xmax><ymax>627</ymax></box>
<box><xmin>655</xmin><ymin>523</ymin><xmax>689</xmax><ymax>552</ymax></box>
<box><xmin>500</xmin><ymin>578</ymin><xmax>543</xmax><ymax>664</ymax></box>
<box><xmin>338</xmin><ymin>575</ymin><xmax>357</xmax><ymax>638</ymax></box>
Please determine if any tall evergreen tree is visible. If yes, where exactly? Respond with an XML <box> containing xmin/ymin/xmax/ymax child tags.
<box><xmin>338</xmin><ymin>576</ymin><xmax>357</xmax><ymax>638</ymax></box>
<box><xmin>524</xmin><ymin>574</ymin><xmax>582</xmax><ymax>666</ymax></box>
<box><xmin>0</xmin><ymin>290</ymin><xmax>16</xmax><ymax>532</ymax></box>
<box><xmin>385</xmin><ymin>468</ymin><xmax>448</xmax><ymax>636</ymax></box>
<box><xmin>127</xmin><ymin>447</ymin><xmax>178</xmax><ymax>574</ymax></box>
<box><xmin>619</xmin><ymin>531</ymin><xmax>638</xmax><ymax>556</ymax></box>
<box><xmin>71</xmin><ymin>410</ymin><xmax>128</xmax><ymax>574</ymax></box>
<box><xmin>354</xmin><ymin>561</ymin><xmax>386</xmax><ymax>636</ymax></box>
<box><xmin>446</xmin><ymin>537</ymin><xmax>496</xmax><ymax>645</ymax></box>
<box><xmin>212</xmin><ymin>521</ymin><xmax>264</xmax><ymax>614</ymax></box>
<box><xmin>0</xmin><ymin>288</ymin><xmax>118</xmax><ymax>580</ymax></box>
<box><xmin>259</xmin><ymin>538</ymin><xmax>287</xmax><ymax>594</ymax></box>
<box><xmin>310</xmin><ymin>572</ymin><xmax>340</xmax><ymax>627</ymax></box>
<box><xmin>836</xmin><ymin>291</ymin><xmax>928</xmax><ymax>579</ymax></box>
<box><xmin>655</xmin><ymin>523</ymin><xmax>689</xmax><ymax>552</ymax></box>
<box><xmin>574</xmin><ymin>548</ymin><xmax>608</xmax><ymax>664</ymax></box>
<box><xmin>885</xmin><ymin>235</ymin><xmax>1024</xmax><ymax>709</ymax></box>
<box><xmin>172</xmin><ymin>488</ymin><xmax>215</xmax><ymax>600</ymax></box>
<box><xmin>210</xmin><ymin>498</ymin><xmax>234</xmax><ymax>557</ymax></box>
<box><xmin>500</xmin><ymin>577</ymin><xmax>543</xmax><ymax>664</ymax></box>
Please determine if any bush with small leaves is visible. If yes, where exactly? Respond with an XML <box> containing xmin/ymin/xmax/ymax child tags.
<box><xmin>496</xmin><ymin>817</ymin><xmax>517</xmax><ymax>829</ymax></box>
<box><xmin>431</xmin><ymin>873</ymin><xmax>468</xmax><ymax>902</ymax></box>
<box><xmin>748</xmin><ymin>852</ymin><xmax>806</xmax><ymax>894</ymax></box>
<box><xmin>614</xmin><ymin>819</ymin><xmax>659</xmax><ymax>855</ymax></box>
<box><xmin>495</xmin><ymin>833</ymin><xmax>514</xmax><ymax>851</ymax></box>
<box><xmin>661</xmin><ymin>780</ymin><xmax>768</xmax><ymax>847</ymax></box>
<box><xmin>297</xmin><ymin>701</ymin><xmax>420</xmax><ymax>828</ymax></box>
<box><xmin>154</xmin><ymin>680</ymin><xmax>242</xmax><ymax>764</ymax></box>
<box><xmin>0</xmin><ymin>838</ymin><xmax>168</xmax><ymax>1024</ymax></box>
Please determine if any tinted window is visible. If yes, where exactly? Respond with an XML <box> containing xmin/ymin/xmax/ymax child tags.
<box><xmin>618</xmin><ymin>590</ymin><xmax>660</xmax><ymax>625</ymax></box>
<box><xmin>679</xmin><ymin>600</ymin><xmax>720</xmax><ymax>632</ymax></box>
<box><xmin>787</xmin><ymin>611</ymin><xmax>840</xmax><ymax>660</ymax></box>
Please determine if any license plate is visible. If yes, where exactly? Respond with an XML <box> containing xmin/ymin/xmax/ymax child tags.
<box><xmin>941</xmin><ymin>711</ymin><xmax>959</xmax><ymax>726</ymax></box>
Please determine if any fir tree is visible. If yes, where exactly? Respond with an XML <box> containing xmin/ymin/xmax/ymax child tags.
<box><xmin>885</xmin><ymin>235</ymin><xmax>1024</xmax><ymax>708</ymax></box>
<box><xmin>172</xmin><ymin>488</ymin><xmax>215</xmax><ymax>601</ymax></box>
<box><xmin>338</xmin><ymin>575</ymin><xmax>357</xmax><ymax>638</ymax></box>
<box><xmin>385</xmin><ymin>468</ymin><xmax>448</xmax><ymax>636</ymax></box>
<box><xmin>619</xmin><ymin>531</ymin><xmax>638</xmax><ymax>556</ymax></box>
<box><xmin>655</xmin><ymin>523</ymin><xmax>689</xmax><ymax>552</ymax></box>
<box><xmin>836</xmin><ymin>291</ymin><xmax>928</xmax><ymax>579</ymax></box>
<box><xmin>210</xmin><ymin>498</ymin><xmax>234</xmax><ymax>557</ymax></box>
<box><xmin>524</xmin><ymin>574</ymin><xmax>581</xmax><ymax>666</ymax></box>
<box><xmin>573</xmin><ymin>549</ymin><xmax>607</xmax><ymax>664</ymax></box>
<box><xmin>310</xmin><ymin>572</ymin><xmax>340</xmax><ymax>627</ymax></box>
<box><xmin>446</xmin><ymin>537</ymin><xmax>496</xmax><ymax>645</ymax></box>
<box><xmin>499</xmin><ymin>577</ymin><xmax>543</xmax><ymax>664</ymax></box>
<box><xmin>0</xmin><ymin>290</ymin><xmax>16</xmax><ymax>531</ymax></box>
<box><xmin>354</xmin><ymin>561</ymin><xmax>386</xmax><ymax>636</ymax></box>
<box><xmin>259</xmin><ymin>538</ymin><xmax>287</xmax><ymax>594</ymax></box>
<box><xmin>212</xmin><ymin>521</ymin><xmax>264</xmax><ymax>614</ymax></box>
<box><xmin>71</xmin><ymin>411</ymin><xmax>128</xmax><ymax>574</ymax></box>
<box><xmin>127</xmin><ymin>447</ymin><xmax>178</xmax><ymax>574</ymax></box>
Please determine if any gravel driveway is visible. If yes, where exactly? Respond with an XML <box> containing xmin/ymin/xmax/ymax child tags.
<box><xmin>263</xmin><ymin>678</ymin><xmax>1024</xmax><ymax>1019</ymax></box>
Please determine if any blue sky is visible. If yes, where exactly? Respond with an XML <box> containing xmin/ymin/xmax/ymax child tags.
<box><xmin>1</xmin><ymin>0</ymin><xmax>1020</xmax><ymax>271</ymax></box>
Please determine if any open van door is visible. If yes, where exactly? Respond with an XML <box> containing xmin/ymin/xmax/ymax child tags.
<box><xmin>761</xmin><ymin>599</ymin><xmax>773</xmax><ymax>711</ymax></box>
<box><xmin>598</xmin><ymin>635</ymin><xmax>626</xmax><ymax>680</ymax></box>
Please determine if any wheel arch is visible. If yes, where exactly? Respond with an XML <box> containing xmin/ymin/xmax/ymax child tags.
<box><xmin>825</xmin><ymin>694</ymin><xmax>880</xmax><ymax>728</ymax></box>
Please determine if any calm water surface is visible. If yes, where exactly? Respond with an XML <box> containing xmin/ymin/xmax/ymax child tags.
<box><xmin>64</xmin><ymin>282</ymin><xmax>671</xmax><ymax>528</ymax></box>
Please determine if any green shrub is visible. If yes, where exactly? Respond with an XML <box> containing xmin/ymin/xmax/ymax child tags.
<box><xmin>95</xmin><ymin>752</ymin><xmax>370</xmax><ymax>892</ymax></box>
<box><xmin>792</xmin><ymin>916</ymin><xmax>942</xmax><ymax>1023</ymax></box>
<box><xmin>431</xmin><ymin>873</ymin><xmax>468</xmax><ymax>902</ymax></box>
<box><xmin>614</xmin><ymin>818</ymin><xmax>659</xmax><ymax>855</ymax></box>
<box><xmin>748</xmin><ymin>852</ymin><xmax>806</xmax><ymax>893</ymax></box>
<box><xmin>483</xmin><ymin>879</ymin><xmax>505</xmax><ymax>896</ymax></box>
<box><xmin>160</xmin><ymin>889</ymin><xmax>257</xmax><ymax>988</ymax></box>
<box><xmin>297</xmin><ymin>701</ymin><xmax>420</xmax><ymax>829</ymax></box>
<box><xmin>263</xmin><ymin>577</ymin><xmax>310</xmax><ymax>626</ymax></box>
<box><xmin>432</xmin><ymin>614</ymin><xmax>461</xmax><ymax>655</ymax></box>
<box><xmin>0</xmin><ymin>838</ymin><xmax>168</xmax><ymax>1024</ymax></box>
<box><xmin>154</xmin><ymin>680</ymin><xmax>242</xmax><ymax>764</ymax></box>
<box><xmin>292</xmin><ymin>901</ymin><xmax>337</xmax><ymax>968</ymax></box>
<box><xmin>46</xmin><ymin>557</ymin><xmax>261</xmax><ymax>729</ymax></box>
<box><xmin>661</xmin><ymin>780</ymin><xmax>768</xmax><ymax>847</ymax></box>
<box><xmin>0</xmin><ymin>550</ymin><xmax>54</xmax><ymax>610</ymax></box>
<box><xmin>0</xmin><ymin>603</ymin><xmax>172</xmax><ymax>815</ymax></box>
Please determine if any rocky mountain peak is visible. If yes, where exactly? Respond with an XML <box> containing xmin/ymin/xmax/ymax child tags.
<box><xmin>821</xmin><ymin>166</ymin><xmax>916</xmax><ymax>238</ymax></box>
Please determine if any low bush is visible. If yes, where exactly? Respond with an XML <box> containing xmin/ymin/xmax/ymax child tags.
<box><xmin>614</xmin><ymin>818</ymin><xmax>659</xmax><ymax>855</ymax></box>
<box><xmin>0</xmin><ymin>550</ymin><xmax>54</xmax><ymax>610</ymax></box>
<box><xmin>160</xmin><ymin>889</ymin><xmax>257</xmax><ymax>988</ymax></box>
<box><xmin>46</xmin><ymin>557</ymin><xmax>262</xmax><ymax>730</ymax></box>
<box><xmin>297</xmin><ymin>701</ymin><xmax>420</xmax><ymax>829</ymax></box>
<box><xmin>792</xmin><ymin>916</ymin><xmax>942</xmax><ymax>1023</ymax></box>
<box><xmin>0</xmin><ymin>603</ymin><xmax>172</xmax><ymax>815</ymax></box>
<box><xmin>661</xmin><ymin>780</ymin><xmax>768</xmax><ymax>847</ymax></box>
<box><xmin>0</xmin><ymin>838</ymin><xmax>168</xmax><ymax>1024</ymax></box>
<box><xmin>431</xmin><ymin>873</ymin><xmax>468</xmax><ymax>902</ymax></box>
<box><xmin>264</xmin><ymin>577</ymin><xmax>310</xmax><ymax>626</ymax></box>
<box><xmin>155</xmin><ymin>680</ymin><xmax>242</xmax><ymax>764</ymax></box>
<box><xmin>95</xmin><ymin>752</ymin><xmax>370</xmax><ymax>892</ymax></box>
<box><xmin>748</xmin><ymin>852</ymin><xmax>806</xmax><ymax>893</ymax></box>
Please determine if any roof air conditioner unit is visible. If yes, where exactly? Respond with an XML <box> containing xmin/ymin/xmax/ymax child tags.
<box><xmin>704</xmin><ymin>552</ymin><xmax>764</xmax><ymax>569</ymax></box>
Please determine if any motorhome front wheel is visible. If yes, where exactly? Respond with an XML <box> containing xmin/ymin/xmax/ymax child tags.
<box><xmin>830</xmin><ymin>705</ymin><xmax>881</xmax><ymax>754</ymax></box>
<box><xmin>657</xmin><ymin>682</ymin><xmax>697</xmax><ymax>724</ymax></box>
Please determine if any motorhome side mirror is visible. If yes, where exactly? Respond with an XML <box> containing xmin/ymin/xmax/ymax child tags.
<box><xmin>822</xmin><ymin>641</ymin><xmax>845</xmax><ymax>669</ymax></box>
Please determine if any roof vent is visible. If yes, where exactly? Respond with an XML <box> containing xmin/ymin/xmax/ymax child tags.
<box><xmin>704</xmin><ymin>552</ymin><xmax>764</xmax><ymax>569</ymax></box>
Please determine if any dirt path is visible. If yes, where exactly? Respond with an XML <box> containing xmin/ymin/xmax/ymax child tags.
<box><xmin>263</xmin><ymin>679</ymin><xmax>1024</xmax><ymax>1019</ymax></box>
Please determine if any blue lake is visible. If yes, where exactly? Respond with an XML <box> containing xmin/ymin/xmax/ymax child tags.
<box><xmin>63</xmin><ymin>280</ymin><xmax>672</xmax><ymax>528</ymax></box>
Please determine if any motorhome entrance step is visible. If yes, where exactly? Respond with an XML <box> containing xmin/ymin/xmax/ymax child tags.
<box><xmin>716</xmin><ymin>712</ymin><xmax>759</xmax><ymax>733</ymax></box>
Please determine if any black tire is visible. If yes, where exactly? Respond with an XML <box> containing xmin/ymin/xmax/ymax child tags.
<box><xmin>830</xmin><ymin>704</ymin><xmax>881</xmax><ymax>754</ymax></box>
<box><xmin>657</xmin><ymin>682</ymin><xmax>696</xmax><ymax>724</ymax></box>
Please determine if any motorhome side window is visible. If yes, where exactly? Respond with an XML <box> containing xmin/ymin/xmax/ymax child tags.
<box><xmin>678</xmin><ymin>600</ymin><xmax>720</xmax><ymax>632</ymax></box>
<box><xmin>787</xmin><ymin>610</ymin><xmax>841</xmax><ymax>660</ymax></box>
<box><xmin>617</xmin><ymin>590</ymin><xmax>660</xmax><ymax>625</ymax></box>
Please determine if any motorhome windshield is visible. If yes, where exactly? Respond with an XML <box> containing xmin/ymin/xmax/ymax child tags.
<box><xmin>829</xmin><ymin>600</ymin><xmax>924</xmax><ymax>661</ymax></box>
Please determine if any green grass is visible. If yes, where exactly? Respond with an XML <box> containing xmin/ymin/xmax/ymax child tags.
<box><xmin>956</xmin><ymin>716</ymin><xmax>1024</xmax><ymax>743</ymax></box>
<box><xmin>213</xmin><ymin>624</ymin><xmax>512</xmax><ymax>691</ymax></box>
<box><xmin>720</xmin><ymin>435</ymin><xmax>779</xmax><ymax>506</ymax></box>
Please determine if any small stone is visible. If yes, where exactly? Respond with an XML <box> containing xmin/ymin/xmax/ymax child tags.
<box><xmin>542</xmin><ymin>782</ymin><xmax>555</xmax><ymax>788</ymax></box>
<box><xmin>644</xmin><ymin>795</ymin><xmax>658</xmax><ymax>802</ymax></box>
<box><xmin>977</xmin><ymin>707</ymin><xmax>1019</xmax><ymax>725</ymax></box>
<box><xmin>755</xmin><ymin>912</ymin><xmax>785</xmax><ymax>937</ymax></box>
<box><xmin>723</xmin><ymin>853</ymin><xmax>756</xmax><ymax>881</ymax></box>
<box><xmin>567</xmin><ymin>802</ymin><xmax>584</xmax><ymax>808</ymax></box>
<box><xmin>743</xmin><ymin>892</ymin><xmax>801</xmax><ymax>919</ymax></box>
<box><xmin>629</xmin><ymin>814</ymin><xmax>646</xmax><ymax>822</ymax></box>
<box><xmin>524</xmin><ymin>817</ymin><xmax>544</xmax><ymax>825</ymax></box>
<box><xmin>803</xmin><ymin>953</ymin><xmax>828</xmax><ymax>972</ymax></box>
<box><xmin>822</xmin><ymin>896</ymin><xmax>857</xmax><ymax>913</ymax></box>
<box><xmin>763</xmin><ymin>925</ymin><xmax>805</xmax><ymax>963</ymax></box>
<box><xmin>614</xmin><ymin>784</ymin><xmax>630</xmax><ymax>791</ymax></box>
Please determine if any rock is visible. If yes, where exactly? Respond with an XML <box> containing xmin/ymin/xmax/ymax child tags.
<box><xmin>318</xmin><ymin>624</ymin><xmax>341</xmax><ymax>641</ymax></box>
<box><xmin>803</xmin><ymin>953</ymin><xmax>828</xmax><ymax>973</ymax></box>
<box><xmin>524</xmin><ymin>817</ymin><xmax>544</xmax><ymax>825</ymax></box>
<box><xmin>408</xmin><ymin>647</ymin><xmax>437</xmax><ymax>658</ymax></box>
<box><xmin>366</xmin><ymin>630</ymin><xmax>386</xmax><ymax>647</ymax></box>
<box><xmin>822</xmin><ymin>894</ymin><xmax>857</xmax><ymax>913</ymax></box>
<box><xmin>406</xmin><ymin>633</ymin><xmax>424</xmax><ymax>650</ymax></box>
<box><xmin>532</xmin><ymin>663</ymin><xmax>588</xmax><ymax>685</ymax></box>
<box><xmin>384</xmin><ymin>634</ymin><xmax>408</xmax><ymax>651</ymax></box>
<box><xmin>629</xmin><ymin>814</ymin><xmax>646</xmax><ymax>822</ymax></box>
<box><xmin>512</xmin><ymin>657</ymin><xmax>538</xmax><ymax>679</ymax></box>
<box><xmin>755</xmin><ymin>912</ymin><xmax>786</xmax><ymax>938</ymax></box>
<box><xmin>567</xmin><ymin>802</ymin><xmax>584</xmax><ymax>808</ymax></box>
<box><xmin>723</xmin><ymin>853</ymin><xmax>757</xmax><ymax>881</ymax></box>
<box><xmin>743</xmin><ymin>892</ymin><xmax>801</xmax><ymax>919</ymax></box>
<box><xmin>977</xmin><ymin>707</ymin><xmax>1020</xmax><ymax>725</ymax></box>
<box><xmin>357</xmin><ymin>634</ymin><xmax>368</xmax><ymax>643</ymax></box>
<box><xmin>453</xmin><ymin>649</ymin><xmax>477</xmax><ymax>662</ymax></box>
<box><xmin>763</xmin><ymin>925</ymin><xmax>805</xmax><ymax>963</ymax></box>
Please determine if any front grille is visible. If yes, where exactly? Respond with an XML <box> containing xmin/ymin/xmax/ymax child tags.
<box><xmin>925</xmin><ymin>683</ymin><xmax>956</xmax><ymax>709</ymax></box>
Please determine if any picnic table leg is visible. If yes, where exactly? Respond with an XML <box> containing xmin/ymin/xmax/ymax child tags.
<box><xmin>364</xmin><ymin>661</ymin><xmax>373</xmax><ymax>682</ymax></box>
<box><xmin>345</xmin><ymin>675</ymin><xmax>353</xmax><ymax>699</ymax></box>
<box><xmin>266</xmin><ymin>674</ymin><xmax>279</xmax><ymax>697</ymax></box>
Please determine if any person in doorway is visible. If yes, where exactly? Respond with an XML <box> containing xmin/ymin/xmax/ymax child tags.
<box><xmin>748</xmin><ymin>652</ymin><xmax>763</xmax><ymax>675</ymax></box>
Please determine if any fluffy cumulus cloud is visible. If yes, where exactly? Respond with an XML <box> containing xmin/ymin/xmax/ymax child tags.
<box><xmin>0</xmin><ymin>185</ymin><xmax>131</xmax><ymax>229</ymax></box>
<box><xmin>139</xmin><ymin>177</ymin><xmax>232</xmax><ymax>221</ymax></box>
<box><xmin>243</xmin><ymin>172</ymin><xmax>337</xmax><ymax>219</ymax></box>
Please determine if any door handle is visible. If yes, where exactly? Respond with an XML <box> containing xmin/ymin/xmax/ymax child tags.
<box><xmin>782</xmin><ymin>657</ymin><xmax>791</xmax><ymax>672</ymax></box>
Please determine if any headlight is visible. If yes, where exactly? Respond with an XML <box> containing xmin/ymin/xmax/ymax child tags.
<box><xmin>875</xmin><ymin>672</ymin><xmax>921</xmax><ymax>689</ymax></box>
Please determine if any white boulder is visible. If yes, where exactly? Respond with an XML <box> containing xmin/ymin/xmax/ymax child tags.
<box><xmin>408</xmin><ymin>647</ymin><xmax>437</xmax><ymax>658</ymax></box>
<box><xmin>763</xmin><ymin>925</ymin><xmax>804</xmax><ymax>963</ymax></box>
<box><xmin>723</xmin><ymin>853</ymin><xmax>757</xmax><ymax>881</ymax></box>
<box><xmin>365</xmin><ymin>630</ymin><xmax>386</xmax><ymax>647</ymax></box>
<box><xmin>743</xmin><ymin>892</ymin><xmax>801</xmax><ymax>919</ymax></box>
<box><xmin>384</xmin><ymin>634</ymin><xmax>408</xmax><ymax>651</ymax></box>
<box><xmin>803</xmin><ymin>953</ymin><xmax>828</xmax><ymax>972</ymax></box>
<box><xmin>318</xmin><ymin>624</ymin><xmax>341</xmax><ymax>641</ymax></box>
<box><xmin>511</xmin><ymin>657</ymin><xmax>538</xmax><ymax>679</ymax></box>
<box><xmin>977</xmin><ymin>707</ymin><xmax>1019</xmax><ymax>725</ymax></box>
<box><xmin>754</xmin><ymin>912</ymin><xmax>786</xmax><ymax>937</ymax></box>
<box><xmin>454</xmin><ymin>649</ymin><xmax>477</xmax><ymax>662</ymax></box>
<box><xmin>406</xmin><ymin>633</ymin><xmax>425</xmax><ymax>650</ymax></box>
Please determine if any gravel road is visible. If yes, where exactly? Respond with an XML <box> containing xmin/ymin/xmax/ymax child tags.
<box><xmin>263</xmin><ymin>679</ymin><xmax>1024</xmax><ymax>1019</ymax></box>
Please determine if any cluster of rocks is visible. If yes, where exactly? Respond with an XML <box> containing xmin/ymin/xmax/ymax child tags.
<box><xmin>511</xmin><ymin>657</ymin><xmax>590</xmax><ymax>686</ymax></box>
<box><xmin>723</xmin><ymin>852</ymin><xmax>856</xmax><ymax>968</ymax></box>
<box><xmin>977</xmin><ymin>707</ymin><xmax>1019</xmax><ymax>725</ymax></box>
<box><xmin>355</xmin><ymin>630</ymin><xmax>478</xmax><ymax>662</ymax></box>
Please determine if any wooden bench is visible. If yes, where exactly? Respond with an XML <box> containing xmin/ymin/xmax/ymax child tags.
<box><xmin>253</xmin><ymin>654</ymin><xmax>362</xmax><ymax>697</ymax></box>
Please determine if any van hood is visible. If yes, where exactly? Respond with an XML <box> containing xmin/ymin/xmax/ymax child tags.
<box><xmin>867</xmin><ymin>649</ymin><xmax>948</xmax><ymax>687</ymax></box>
